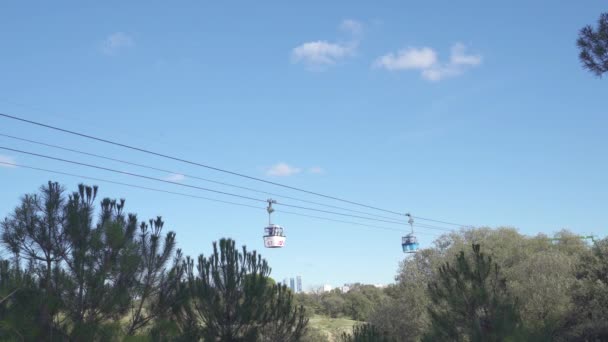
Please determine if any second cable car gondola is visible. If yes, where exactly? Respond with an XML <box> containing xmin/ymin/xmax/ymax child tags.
<box><xmin>401</xmin><ymin>213</ymin><xmax>419</xmax><ymax>253</ymax></box>
<box><xmin>263</xmin><ymin>199</ymin><xmax>286</xmax><ymax>248</ymax></box>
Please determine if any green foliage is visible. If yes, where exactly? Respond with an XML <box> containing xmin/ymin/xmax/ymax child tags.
<box><xmin>0</xmin><ymin>182</ymin><xmax>180</xmax><ymax>340</ymax></box>
<box><xmin>307</xmin><ymin>315</ymin><xmax>358</xmax><ymax>341</ymax></box>
<box><xmin>297</xmin><ymin>283</ymin><xmax>388</xmax><ymax>322</ymax></box>
<box><xmin>125</xmin><ymin>217</ymin><xmax>182</xmax><ymax>336</ymax></box>
<box><xmin>344</xmin><ymin>291</ymin><xmax>372</xmax><ymax>321</ymax></box>
<box><xmin>430</xmin><ymin>228</ymin><xmax>583</xmax><ymax>338</ymax></box>
<box><xmin>183</xmin><ymin>238</ymin><xmax>271</xmax><ymax>340</ymax></box>
<box><xmin>300</xmin><ymin>325</ymin><xmax>329</xmax><ymax>342</ymax></box>
<box><xmin>0</xmin><ymin>259</ymin><xmax>44</xmax><ymax>340</ymax></box>
<box><xmin>424</xmin><ymin>244</ymin><xmax>522</xmax><ymax>341</ymax></box>
<box><xmin>181</xmin><ymin>238</ymin><xmax>308</xmax><ymax>341</ymax></box>
<box><xmin>260</xmin><ymin>284</ymin><xmax>309</xmax><ymax>342</ymax></box>
<box><xmin>562</xmin><ymin>237</ymin><xmax>608</xmax><ymax>340</ymax></box>
<box><xmin>322</xmin><ymin>292</ymin><xmax>347</xmax><ymax>318</ymax></box>
<box><xmin>344</xmin><ymin>285</ymin><xmax>387</xmax><ymax>321</ymax></box>
<box><xmin>295</xmin><ymin>292</ymin><xmax>324</xmax><ymax>315</ymax></box>
<box><xmin>508</xmin><ymin>250</ymin><xmax>575</xmax><ymax>336</ymax></box>
<box><xmin>578</xmin><ymin>12</ymin><xmax>608</xmax><ymax>77</ymax></box>
<box><xmin>340</xmin><ymin>323</ymin><xmax>393</xmax><ymax>342</ymax></box>
<box><xmin>2</xmin><ymin>182</ymin><xmax>607</xmax><ymax>341</ymax></box>
<box><xmin>368</xmin><ymin>284</ymin><xmax>428</xmax><ymax>342</ymax></box>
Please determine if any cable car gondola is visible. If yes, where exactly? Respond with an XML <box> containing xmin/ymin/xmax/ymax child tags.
<box><xmin>402</xmin><ymin>213</ymin><xmax>419</xmax><ymax>253</ymax></box>
<box><xmin>263</xmin><ymin>199</ymin><xmax>286</xmax><ymax>248</ymax></box>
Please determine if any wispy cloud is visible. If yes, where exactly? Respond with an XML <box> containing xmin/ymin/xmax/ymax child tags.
<box><xmin>450</xmin><ymin>43</ymin><xmax>482</xmax><ymax>66</ymax></box>
<box><xmin>374</xmin><ymin>43</ymin><xmax>482</xmax><ymax>81</ymax></box>
<box><xmin>340</xmin><ymin>19</ymin><xmax>363</xmax><ymax>35</ymax></box>
<box><xmin>266</xmin><ymin>163</ymin><xmax>302</xmax><ymax>177</ymax></box>
<box><xmin>373</xmin><ymin>47</ymin><xmax>437</xmax><ymax>70</ymax></box>
<box><xmin>100</xmin><ymin>32</ymin><xmax>134</xmax><ymax>55</ymax></box>
<box><xmin>292</xmin><ymin>20</ymin><xmax>362</xmax><ymax>70</ymax></box>
<box><xmin>308</xmin><ymin>166</ymin><xmax>325</xmax><ymax>175</ymax></box>
<box><xmin>164</xmin><ymin>173</ymin><xmax>186</xmax><ymax>182</ymax></box>
<box><xmin>292</xmin><ymin>41</ymin><xmax>355</xmax><ymax>68</ymax></box>
<box><xmin>0</xmin><ymin>155</ymin><xmax>16</xmax><ymax>168</ymax></box>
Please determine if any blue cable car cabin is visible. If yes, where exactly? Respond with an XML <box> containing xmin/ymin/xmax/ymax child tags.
<box><xmin>402</xmin><ymin>234</ymin><xmax>419</xmax><ymax>253</ymax></box>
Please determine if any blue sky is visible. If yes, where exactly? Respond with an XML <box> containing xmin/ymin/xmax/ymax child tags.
<box><xmin>0</xmin><ymin>1</ymin><xmax>606</xmax><ymax>288</ymax></box>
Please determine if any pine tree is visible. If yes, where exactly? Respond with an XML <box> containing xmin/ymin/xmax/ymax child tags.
<box><xmin>260</xmin><ymin>283</ymin><xmax>308</xmax><ymax>342</ymax></box>
<box><xmin>1</xmin><ymin>182</ymin><xmax>181</xmax><ymax>340</ymax></box>
<box><xmin>0</xmin><ymin>258</ymin><xmax>44</xmax><ymax>340</ymax></box>
<box><xmin>564</xmin><ymin>238</ymin><xmax>608</xmax><ymax>340</ymax></box>
<box><xmin>423</xmin><ymin>244</ymin><xmax>522</xmax><ymax>342</ymax></box>
<box><xmin>578</xmin><ymin>13</ymin><xmax>608</xmax><ymax>77</ymax></box>
<box><xmin>1</xmin><ymin>182</ymin><xmax>68</xmax><ymax>339</ymax></box>
<box><xmin>182</xmin><ymin>238</ymin><xmax>308</xmax><ymax>341</ymax></box>
<box><xmin>340</xmin><ymin>324</ymin><xmax>394</xmax><ymax>342</ymax></box>
<box><xmin>126</xmin><ymin>217</ymin><xmax>183</xmax><ymax>336</ymax></box>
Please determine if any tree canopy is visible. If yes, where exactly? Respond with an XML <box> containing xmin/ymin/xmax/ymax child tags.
<box><xmin>578</xmin><ymin>12</ymin><xmax>608</xmax><ymax>76</ymax></box>
<box><xmin>424</xmin><ymin>244</ymin><xmax>522</xmax><ymax>341</ymax></box>
<box><xmin>0</xmin><ymin>183</ymin><xmax>308</xmax><ymax>341</ymax></box>
<box><xmin>0</xmin><ymin>182</ymin><xmax>606</xmax><ymax>341</ymax></box>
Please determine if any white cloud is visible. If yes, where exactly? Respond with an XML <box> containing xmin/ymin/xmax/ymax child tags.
<box><xmin>450</xmin><ymin>42</ymin><xmax>482</xmax><ymax>66</ymax></box>
<box><xmin>340</xmin><ymin>19</ymin><xmax>363</xmax><ymax>35</ymax></box>
<box><xmin>266</xmin><ymin>163</ymin><xmax>302</xmax><ymax>177</ymax></box>
<box><xmin>309</xmin><ymin>166</ymin><xmax>324</xmax><ymax>174</ymax></box>
<box><xmin>292</xmin><ymin>41</ymin><xmax>355</xmax><ymax>67</ymax></box>
<box><xmin>374</xmin><ymin>43</ymin><xmax>482</xmax><ymax>81</ymax></box>
<box><xmin>292</xmin><ymin>20</ymin><xmax>362</xmax><ymax>69</ymax></box>
<box><xmin>421</xmin><ymin>65</ymin><xmax>461</xmax><ymax>81</ymax></box>
<box><xmin>164</xmin><ymin>173</ymin><xmax>186</xmax><ymax>182</ymax></box>
<box><xmin>101</xmin><ymin>32</ymin><xmax>134</xmax><ymax>55</ymax></box>
<box><xmin>0</xmin><ymin>155</ymin><xmax>16</xmax><ymax>168</ymax></box>
<box><xmin>373</xmin><ymin>47</ymin><xmax>437</xmax><ymax>70</ymax></box>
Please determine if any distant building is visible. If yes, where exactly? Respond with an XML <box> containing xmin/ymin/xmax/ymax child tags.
<box><xmin>296</xmin><ymin>276</ymin><xmax>302</xmax><ymax>293</ymax></box>
<box><xmin>283</xmin><ymin>278</ymin><xmax>288</xmax><ymax>287</ymax></box>
<box><xmin>340</xmin><ymin>285</ymin><xmax>350</xmax><ymax>293</ymax></box>
<box><xmin>322</xmin><ymin>284</ymin><xmax>333</xmax><ymax>293</ymax></box>
<box><xmin>290</xmin><ymin>278</ymin><xmax>295</xmax><ymax>292</ymax></box>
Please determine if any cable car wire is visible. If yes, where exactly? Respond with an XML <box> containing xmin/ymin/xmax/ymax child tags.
<box><xmin>0</xmin><ymin>160</ymin><xmax>449</xmax><ymax>237</ymax></box>
<box><xmin>410</xmin><ymin>216</ymin><xmax>469</xmax><ymax>227</ymax></box>
<box><xmin>278</xmin><ymin>202</ymin><xmax>454</xmax><ymax>230</ymax></box>
<box><xmin>0</xmin><ymin>113</ymin><xmax>403</xmax><ymax>215</ymax></box>
<box><xmin>2</xmin><ymin>147</ymin><xmax>457</xmax><ymax>229</ymax></box>
<box><xmin>0</xmin><ymin>112</ymin><xmax>470</xmax><ymax>227</ymax></box>
<box><xmin>0</xmin><ymin>132</ymin><xmax>407</xmax><ymax>223</ymax></box>
<box><xmin>416</xmin><ymin>222</ymin><xmax>468</xmax><ymax>231</ymax></box>
<box><xmin>278</xmin><ymin>210</ymin><xmax>444</xmax><ymax>236</ymax></box>
<box><xmin>0</xmin><ymin>146</ymin><xmax>266</xmax><ymax>204</ymax></box>
<box><xmin>0</xmin><ymin>161</ymin><xmax>263</xmax><ymax>210</ymax></box>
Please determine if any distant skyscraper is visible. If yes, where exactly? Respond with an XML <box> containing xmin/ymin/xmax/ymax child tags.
<box><xmin>289</xmin><ymin>278</ymin><xmax>295</xmax><ymax>292</ymax></box>
<box><xmin>283</xmin><ymin>278</ymin><xmax>288</xmax><ymax>287</ymax></box>
<box><xmin>296</xmin><ymin>276</ymin><xmax>302</xmax><ymax>293</ymax></box>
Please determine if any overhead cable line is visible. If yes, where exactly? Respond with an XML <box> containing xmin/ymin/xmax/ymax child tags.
<box><xmin>0</xmin><ymin>146</ymin><xmax>457</xmax><ymax>231</ymax></box>
<box><xmin>0</xmin><ymin>146</ymin><xmax>266</xmax><ymax>204</ymax></box>
<box><xmin>0</xmin><ymin>132</ymin><xmax>406</xmax><ymax>223</ymax></box>
<box><xmin>0</xmin><ymin>113</ymin><xmax>403</xmax><ymax>215</ymax></box>
<box><xmin>415</xmin><ymin>222</ymin><xmax>470</xmax><ymax>231</ymax></box>
<box><xmin>277</xmin><ymin>202</ymin><xmax>455</xmax><ymax>231</ymax></box>
<box><xmin>410</xmin><ymin>216</ymin><xmax>469</xmax><ymax>228</ymax></box>
<box><xmin>0</xmin><ymin>161</ymin><xmax>263</xmax><ymax>210</ymax></box>
<box><xmin>279</xmin><ymin>210</ymin><xmax>443</xmax><ymax>236</ymax></box>
<box><xmin>0</xmin><ymin>160</ymin><xmax>447</xmax><ymax>237</ymax></box>
<box><xmin>0</xmin><ymin>112</ymin><xmax>469</xmax><ymax>227</ymax></box>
